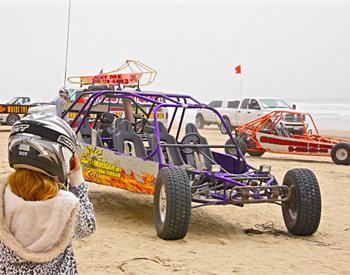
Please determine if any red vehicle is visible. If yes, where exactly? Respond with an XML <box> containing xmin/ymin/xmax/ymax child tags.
<box><xmin>234</xmin><ymin>110</ymin><xmax>350</xmax><ymax>165</ymax></box>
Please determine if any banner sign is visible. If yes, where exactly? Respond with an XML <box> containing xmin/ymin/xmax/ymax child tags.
<box><xmin>0</xmin><ymin>105</ymin><xmax>30</xmax><ymax>114</ymax></box>
<box><xmin>79</xmin><ymin>72</ymin><xmax>143</xmax><ymax>85</ymax></box>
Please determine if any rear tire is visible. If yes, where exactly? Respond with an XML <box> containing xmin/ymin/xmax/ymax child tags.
<box><xmin>153</xmin><ymin>167</ymin><xmax>192</xmax><ymax>240</ymax></box>
<box><xmin>282</xmin><ymin>168</ymin><xmax>321</xmax><ymax>236</ymax></box>
<box><xmin>247</xmin><ymin>150</ymin><xmax>265</xmax><ymax>157</ymax></box>
<box><xmin>331</xmin><ymin>142</ymin><xmax>350</xmax><ymax>165</ymax></box>
<box><xmin>225</xmin><ymin>137</ymin><xmax>247</xmax><ymax>156</ymax></box>
<box><xmin>219</xmin><ymin>118</ymin><xmax>232</xmax><ymax>134</ymax></box>
<box><xmin>195</xmin><ymin>115</ymin><xmax>205</xmax><ymax>129</ymax></box>
<box><xmin>7</xmin><ymin>114</ymin><xmax>20</xmax><ymax>126</ymax></box>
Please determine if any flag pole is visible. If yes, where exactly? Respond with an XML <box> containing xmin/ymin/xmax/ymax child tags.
<box><xmin>235</xmin><ymin>65</ymin><xmax>242</xmax><ymax>100</ymax></box>
<box><xmin>240</xmin><ymin>71</ymin><xmax>243</xmax><ymax>100</ymax></box>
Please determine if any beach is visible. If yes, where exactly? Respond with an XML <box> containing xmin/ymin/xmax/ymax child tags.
<box><xmin>1</xmin><ymin>125</ymin><xmax>350</xmax><ymax>274</ymax></box>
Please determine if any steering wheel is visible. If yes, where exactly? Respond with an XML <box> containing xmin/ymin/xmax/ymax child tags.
<box><xmin>133</xmin><ymin>114</ymin><xmax>151</xmax><ymax>134</ymax></box>
<box><xmin>180</xmin><ymin>133</ymin><xmax>202</xmax><ymax>154</ymax></box>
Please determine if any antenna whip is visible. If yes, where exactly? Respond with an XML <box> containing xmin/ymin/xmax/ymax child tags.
<box><xmin>63</xmin><ymin>0</ymin><xmax>72</xmax><ymax>87</ymax></box>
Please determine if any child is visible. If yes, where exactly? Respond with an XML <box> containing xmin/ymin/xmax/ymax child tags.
<box><xmin>0</xmin><ymin>114</ymin><xmax>96</xmax><ymax>274</ymax></box>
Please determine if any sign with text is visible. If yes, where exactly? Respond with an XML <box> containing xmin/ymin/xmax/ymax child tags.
<box><xmin>0</xmin><ymin>105</ymin><xmax>30</xmax><ymax>114</ymax></box>
<box><xmin>78</xmin><ymin>72</ymin><xmax>143</xmax><ymax>85</ymax></box>
<box><xmin>256</xmin><ymin>133</ymin><xmax>333</xmax><ymax>155</ymax></box>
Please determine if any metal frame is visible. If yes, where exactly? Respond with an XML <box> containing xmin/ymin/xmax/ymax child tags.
<box><xmin>65</xmin><ymin>90</ymin><xmax>290</xmax><ymax>207</ymax></box>
<box><xmin>236</xmin><ymin>110</ymin><xmax>349</xmax><ymax>157</ymax></box>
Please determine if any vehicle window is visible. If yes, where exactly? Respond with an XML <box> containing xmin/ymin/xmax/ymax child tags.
<box><xmin>7</xmin><ymin>98</ymin><xmax>18</xmax><ymax>104</ymax></box>
<box><xmin>249</xmin><ymin>99</ymin><xmax>260</xmax><ymax>109</ymax></box>
<box><xmin>227</xmin><ymin>101</ymin><xmax>240</xmax><ymax>108</ymax></box>
<box><xmin>208</xmin><ymin>101</ymin><xmax>222</xmax><ymax>108</ymax></box>
<box><xmin>70</xmin><ymin>93</ymin><xmax>77</xmax><ymax>102</ymax></box>
<box><xmin>208</xmin><ymin>101</ymin><xmax>214</xmax><ymax>107</ymax></box>
<box><xmin>69</xmin><ymin>91</ymin><xmax>82</xmax><ymax>102</ymax></box>
<box><xmin>240</xmin><ymin>98</ymin><xmax>250</xmax><ymax>109</ymax></box>
<box><xmin>260</xmin><ymin>99</ymin><xmax>291</xmax><ymax>109</ymax></box>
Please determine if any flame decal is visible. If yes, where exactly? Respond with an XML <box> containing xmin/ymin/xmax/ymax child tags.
<box><xmin>80</xmin><ymin>145</ymin><xmax>156</xmax><ymax>194</ymax></box>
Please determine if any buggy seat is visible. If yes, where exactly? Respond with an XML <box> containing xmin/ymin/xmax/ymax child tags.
<box><xmin>183</xmin><ymin>123</ymin><xmax>215</xmax><ymax>170</ymax></box>
<box><xmin>148</xmin><ymin>121</ymin><xmax>185</xmax><ymax>165</ymax></box>
<box><xmin>78</xmin><ymin>118</ymin><xmax>104</xmax><ymax>147</ymax></box>
<box><xmin>113</xmin><ymin>119</ymin><xmax>147</xmax><ymax>157</ymax></box>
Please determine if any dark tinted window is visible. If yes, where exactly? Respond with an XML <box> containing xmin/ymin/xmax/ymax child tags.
<box><xmin>227</xmin><ymin>101</ymin><xmax>240</xmax><ymax>108</ymax></box>
<box><xmin>208</xmin><ymin>101</ymin><xmax>222</xmax><ymax>108</ymax></box>
<box><xmin>248</xmin><ymin>99</ymin><xmax>260</xmax><ymax>109</ymax></box>
<box><xmin>240</xmin><ymin>98</ymin><xmax>250</xmax><ymax>109</ymax></box>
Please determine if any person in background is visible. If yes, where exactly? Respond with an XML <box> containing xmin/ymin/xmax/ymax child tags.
<box><xmin>56</xmin><ymin>87</ymin><xmax>69</xmax><ymax>121</ymax></box>
<box><xmin>0</xmin><ymin>114</ymin><xmax>96</xmax><ymax>274</ymax></box>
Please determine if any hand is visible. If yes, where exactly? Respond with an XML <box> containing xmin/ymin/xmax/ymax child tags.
<box><xmin>69</xmin><ymin>154</ymin><xmax>81</xmax><ymax>174</ymax></box>
<box><xmin>68</xmin><ymin>154</ymin><xmax>85</xmax><ymax>186</ymax></box>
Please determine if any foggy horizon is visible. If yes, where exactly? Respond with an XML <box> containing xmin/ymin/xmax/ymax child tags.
<box><xmin>0</xmin><ymin>0</ymin><xmax>349</xmax><ymax>104</ymax></box>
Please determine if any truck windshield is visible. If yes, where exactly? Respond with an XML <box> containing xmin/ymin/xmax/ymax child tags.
<box><xmin>7</xmin><ymin>97</ymin><xmax>19</xmax><ymax>104</ymax></box>
<box><xmin>260</xmin><ymin>99</ymin><xmax>291</xmax><ymax>109</ymax></box>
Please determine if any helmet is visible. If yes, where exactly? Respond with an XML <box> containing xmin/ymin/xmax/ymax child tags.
<box><xmin>8</xmin><ymin>114</ymin><xmax>81</xmax><ymax>184</ymax></box>
<box><xmin>59</xmin><ymin>87</ymin><xmax>68</xmax><ymax>96</ymax></box>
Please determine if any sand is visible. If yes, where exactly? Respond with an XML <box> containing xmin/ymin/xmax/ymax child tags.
<box><xmin>1</xmin><ymin>125</ymin><xmax>350</xmax><ymax>274</ymax></box>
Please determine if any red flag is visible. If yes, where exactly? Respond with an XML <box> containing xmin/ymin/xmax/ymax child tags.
<box><xmin>235</xmin><ymin>65</ymin><xmax>241</xmax><ymax>74</ymax></box>
<box><xmin>97</xmin><ymin>69</ymin><xmax>106</xmax><ymax>79</ymax></box>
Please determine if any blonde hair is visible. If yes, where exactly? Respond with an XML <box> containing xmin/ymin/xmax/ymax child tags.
<box><xmin>9</xmin><ymin>168</ymin><xmax>60</xmax><ymax>201</ymax></box>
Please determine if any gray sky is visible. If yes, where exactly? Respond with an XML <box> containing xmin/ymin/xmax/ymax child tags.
<box><xmin>0</xmin><ymin>0</ymin><xmax>349</xmax><ymax>104</ymax></box>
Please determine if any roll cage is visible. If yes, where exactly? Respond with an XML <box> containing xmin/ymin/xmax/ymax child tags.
<box><xmin>64</xmin><ymin>90</ymin><xmax>289</xmax><ymax>206</ymax></box>
<box><xmin>236</xmin><ymin>110</ymin><xmax>349</xmax><ymax>156</ymax></box>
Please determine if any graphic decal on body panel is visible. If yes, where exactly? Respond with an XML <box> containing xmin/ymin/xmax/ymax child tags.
<box><xmin>257</xmin><ymin>133</ymin><xmax>333</xmax><ymax>154</ymax></box>
<box><xmin>79</xmin><ymin>145</ymin><xmax>158</xmax><ymax>194</ymax></box>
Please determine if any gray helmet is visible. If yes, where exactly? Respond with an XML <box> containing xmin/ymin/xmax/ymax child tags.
<box><xmin>8</xmin><ymin>114</ymin><xmax>81</xmax><ymax>183</ymax></box>
<box><xmin>59</xmin><ymin>87</ymin><xmax>68</xmax><ymax>96</ymax></box>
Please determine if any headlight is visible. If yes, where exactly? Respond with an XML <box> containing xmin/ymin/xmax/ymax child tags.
<box><xmin>258</xmin><ymin>165</ymin><xmax>271</xmax><ymax>174</ymax></box>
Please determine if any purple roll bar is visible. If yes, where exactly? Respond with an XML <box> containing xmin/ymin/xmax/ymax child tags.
<box><xmin>64</xmin><ymin>89</ymin><xmax>283</xmax><ymax>206</ymax></box>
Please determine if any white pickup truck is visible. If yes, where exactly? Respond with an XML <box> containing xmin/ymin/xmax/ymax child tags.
<box><xmin>195</xmin><ymin>99</ymin><xmax>240</xmax><ymax>129</ymax></box>
<box><xmin>195</xmin><ymin>97</ymin><xmax>300</xmax><ymax>134</ymax></box>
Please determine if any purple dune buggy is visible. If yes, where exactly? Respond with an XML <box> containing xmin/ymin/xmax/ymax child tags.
<box><xmin>63</xmin><ymin>89</ymin><xmax>321</xmax><ymax>240</ymax></box>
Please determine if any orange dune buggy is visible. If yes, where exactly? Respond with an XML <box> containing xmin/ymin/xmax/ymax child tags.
<box><xmin>234</xmin><ymin>110</ymin><xmax>350</xmax><ymax>165</ymax></box>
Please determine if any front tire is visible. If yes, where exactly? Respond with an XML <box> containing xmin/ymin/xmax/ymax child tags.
<box><xmin>7</xmin><ymin>114</ymin><xmax>20</xmax><ymax>126</ymax></box>
<box><xmin>153</xmin><ymin>167</ymin><xmax>192</xmax><ymax>240</ymax></box>
<box><xmin>331</xmin><ymin>142</ymin><xmax>350</xmax><ymax>165</ymax></box>
<box><xmin>282</xmin><ymin>168</ymin><xmax>321</xmax><ymax>236</ymax></box>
